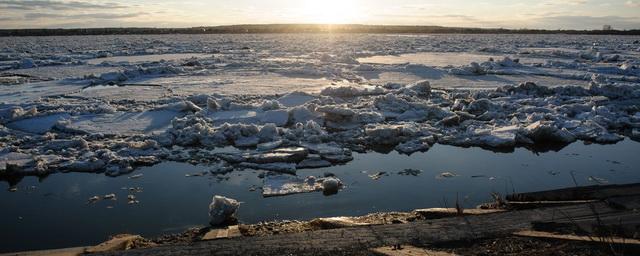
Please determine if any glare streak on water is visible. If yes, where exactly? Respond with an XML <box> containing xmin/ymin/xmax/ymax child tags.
<box><xmin>1</xmin><ymin>140</ymin><xmax>639</xmax><ymax>252</ymax></box>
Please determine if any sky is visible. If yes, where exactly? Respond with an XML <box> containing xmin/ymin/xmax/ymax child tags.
<box><xmin>0</xmin><ymin>0</ymin><xmax>639</xmax><ymax>30</ymax></box>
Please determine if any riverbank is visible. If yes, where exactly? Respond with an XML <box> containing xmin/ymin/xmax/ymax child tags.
<box><xmin>7</xmin><ymin>183</ymin><xmax>640</xmax><ymax>255</ymax></box>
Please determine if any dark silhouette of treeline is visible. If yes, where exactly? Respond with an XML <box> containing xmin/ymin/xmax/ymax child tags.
<box><xmin>1</xmin><ymin>24</ymin><xmax>639</xmax><ymax>37</ymax></box>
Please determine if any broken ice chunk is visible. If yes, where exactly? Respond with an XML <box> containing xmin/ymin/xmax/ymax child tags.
<box><xmin>234</xmin><ymin>136</ymin><xmax>260</xmax><ymax>147</ymax></box>
<box><xmin>368</xmin><ymin>172</ymin><xmax>387</xmax><ymax>180</ymax></box>
<box><xmin>87</xmin><ymin>196</ymin><xmax>101</xmax><ymax>204</ymax></box>
<box><xmin>6</xmin><ymin>113</ymin><xmax>70</xmax><ymax>134</ymax></box>
<box><xmin>297</xmin><ymin>156</ymin><xmax>332</xmax><ymax>169</ymax></box>
<box><xmin>209</xmin><ymin>195</ymin><xmax>240</xmax><ymax>226</ymax></box>
<box><xmin>524</xmin><ymin>121</ymin><xmax>576</xmax><ymax>144</ymax></box>
<box><xmin>322</xmin><ymin>178</ymin><xmax>341</xmax><ymax>196</ymax></box>
<box><xmin>398</xmin><ymin>169</ymin><xmax>422</xmax><ymax>176</ymax></box>
<box><xmin>320</xmin><ymin>85</ymin><xmax>385</xmax><ymax>98</ymax></box>
<box><xmin>277</xmin><ymin>91</ymin><xmax>315</xmax><ymax>107</ymax></box>
<box><xmin>588</xmin><ymin>176</ymin><xmax>608</xmax><ymax>185</ymax></box>
<box><xmin>161</xmin><ymin>101</ymin><xmax>202</xmax><ymax>113</ymax></box>
<box><xmin>128</xmin><ymin>174</ymin><xmax>143</xmax><ymax>179</ymax></box>
<box><xmin>395</xmin><ymin>139</ymin><xmax>430</xmax><ymax>155</ymax></box>
<box><xmin>259</xmin><ymin>110</ymin><xmax>289</xmax><ymax>127</ymax></box>
<box><xmin>19</xmin><ymin>58</ymin><xmax>36</xmax><ymax>69</ymax></box>
<box><xmin>256</xmin><ymin>140</ymin><xmax>283</xmax><ymax>151</ymax></box>
<box><xmin>404</xmin><ymin>80</ymin><xmax>431</xmax><ymax>97</ymax></box>
<box><xmin>262</xmin><ymin>174</ymin><xmax>343</xmax><ymax>197</ymax></box>
<box><xmin>631</xmin><ymin>129</ymin><xmax>640</xmax><ymax>141</ymax></box>
<box><xmin>65</xmin><ymin>159</ymin><xmax>107</xmax><ymax>173</ymax></box>
<box><xmin>436</xmin><ymin>172</ymin><xmax>459</xmax><ymax>179</ymax></box>
<box><xmin>0</xmin><ymin>152</ymin><xmax>34</xmax><ymax>173</ymax></box>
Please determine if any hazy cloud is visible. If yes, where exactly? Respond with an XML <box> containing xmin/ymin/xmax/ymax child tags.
<box><xmin>0</xmin><ymin>0</ymin><xmax>126</xmax><ymax>11</ymax></box>
<box><xmin>24</xmin><ymin>12</ymin><xmax>146</xmax><ymax>20</ymax></box>
<box><xmin>533</xmin><ymin>15</ymin><xmax>640</xmax><ymax>29</ymax></box>
<box><xmin>626</xmin><ymin>1</ymin><xmax>640</xmax><ymax>7</ymax></box>
<box><xmin>540</xmin><ymin>0</ymin><xmax>588</xmax><ymax>6</ymax></box>
<box><xmin>0</xmin><ymin>0</ymin><xmax>639</xmax><ymax>30</ymax></box>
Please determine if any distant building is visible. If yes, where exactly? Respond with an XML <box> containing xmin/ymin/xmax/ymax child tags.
<box><xmin>603</xmin><ymin>25</ymin><xmax>612</xmax><ymax>31</ymax></box>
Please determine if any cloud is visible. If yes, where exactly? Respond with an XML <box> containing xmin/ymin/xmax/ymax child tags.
<box><xmin>626</xmin><ymin>1</ymin><xmax>640</xmax><ymax>7</ymax></box>
<box><xmin>0</xmin><ymin>0</ymin><xmax>126</xmax><ymax>11</ymax></box>
<box><xmin>24</xmin><ymin>12</ymin><xmax>146</xmax><ymax>20</ymax></box>
<box><xmin>542</xmin><ymin>0</ymin><xmax>588</xmax><ymax>6</ymax></box>
<box><xmin>532</xmin><ymin>15</ymin><xmax>640</xmax><ymax>30</ymax></box>
<box><xmin>1</xmin><ymin>0</ymin><xmax>639</xmax><ymax>30</ymax></box>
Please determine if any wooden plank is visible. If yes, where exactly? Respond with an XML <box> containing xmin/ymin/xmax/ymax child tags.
<box><xmin>514</xmin><ymin>230</ymin><xmax>640</xmax><ymax>245</ymax></box>
<box><xmin>371</xmin><ymin>245</ymin><xmax>458</xmax><ymax>256</ymax></box>
<box><xmin>507</xmin><ymin>183</ymin><xmax>640</xmax><ymax>202</ymax></box>
<box><xmin>202</xmin><ymin>226</ymin><xmax>241</xmax><ymax>240</ymax></box>
<box><xmin>93</xmin><ymin>196</ymin><xmax>640</xmax><ymax>256</ymax></box>
<box><xmin>505</xmin><ymin>200</ymin><xmax>599</xmax><ymax>210</ymax></box>
<box><xmin>0</xmin><ymin>247</ymin><xmax>87</xmax><ymax>256</ymax></box>
<box><xmin>532</xmin><ymin>209</ymin><xmax>640</xmax><ymax>236</ymax></box>
<box><xmin>85</xmin><ymin>235</ymin><xmax>144</xmax><ymax>254</ymax></box>
<box><xmin>413</xmin><ymin>208</ymin><xmax>505</xmax><ymax>219</ymax></box>
<box><xmin>309</xmin><ymin>217</ymin><xmax>371</xmax><ymax>229</ymax></box>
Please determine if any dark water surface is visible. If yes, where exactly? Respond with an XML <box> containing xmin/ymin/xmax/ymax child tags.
<box><xmin>1</xmin><ymin>140</ymin><xmax>640</xmax><ymax>252</ymax></box>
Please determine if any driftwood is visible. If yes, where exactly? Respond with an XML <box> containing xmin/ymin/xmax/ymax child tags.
<box><xmin>505</xmin><ymin>200</ymin><xmax>599</xmax><ymax>210</ymax></box>
<box><xmin>370</xmin><ymin>245</ymin><xmax>458</xmax><ymax>256</ymax></box>
<box><xmin>1</xmin><ymin>247</ymin><xmax>88</xmax><ymax>256</ymax></box>
<box><xmin>202</xmin><ymin>226</ymin><xmax>241</xmax><ymax>241</ymax></box>
<box><xmin>514</xmin><ymin>230</ymin><xmax>640</xmax><ymax>245</ymax></box>
<box><xmin>507</xmin><ymin>183</ymin><xmax>640</xmax><ymax>202</ymax></box>
<box><xmin>93</xmin><ymin>196</ymin><xmax>640</xmax><ymax>256</ymax></box>
<box><xmin>413</xmin><ymin>208</ymin><xmax>505</xmax><ymax>218</ymax></box>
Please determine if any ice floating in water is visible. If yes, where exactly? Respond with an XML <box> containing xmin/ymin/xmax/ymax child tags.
<box><xmin>209</xmin><ymin>195</ymin><xmax>240</xmax><ymax>226</ymax></box>
<box><xmin>262</xmin><ymin>174</ymin><xmax>343</xmax><ymax>197</ymax></box>
<box><xmin>436</xmin><ymin>172</ymin><xmax>459</xmax><ymax>179</ymax></box>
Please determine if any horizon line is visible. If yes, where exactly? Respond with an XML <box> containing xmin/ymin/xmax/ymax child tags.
<box><xmin>1</xmin><ymin>23</ymin><xmax>638</xmax><ymax>31</ymax></box>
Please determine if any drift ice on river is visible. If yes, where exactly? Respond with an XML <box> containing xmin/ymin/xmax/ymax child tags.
<box><xmin>1</xmin><ymin>34</ymin><xmax>639</xmax><ymax>180</ymax></box>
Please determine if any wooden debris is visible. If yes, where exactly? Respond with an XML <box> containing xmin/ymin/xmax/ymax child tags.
<box><xmin>202</xmin><ymin>225</ymin><xmax>241</xmax><ymax>240</ymax></box>
<box><xmin>0</xmin><ymin>247</ymin><xmax>88</xmax><ymax>256</ymax></box>
<box><xmin>85</xmin><ymin>234</ymin><xmax>143</xmax><ymax>253</ymax></box>
<box><xmin>371</xmin><ymin>245</ymin><xmax>458</xmax><ymax>256</ymax></box>
<box><xmin>309</xmin><ymin>217</ymin><xmax>371</xmax><ymax>229</ymax></box>
<box><xmin>413</xmin><ymin>208</ymin><xmax>505</xmax><ymax>219</ymax></box>
<box><xmin>514</xmin><ymin>230</ymin><xmax>640</xmax><ymax>245</ymax></box>
<box><xmin>507</xmin><ymin>183</ymin><xmax>640</xmax><ymax>202</ymax></box>
<box><xmin>505</xmin><ymin>200</ymin><xmax>599</xmax><ymax>210</ymax></box>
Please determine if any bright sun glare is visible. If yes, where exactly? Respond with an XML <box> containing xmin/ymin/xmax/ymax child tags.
<box><xmin>299</xmin><ymin>0</ymin><xmax>363</xmax><ymax>24</ymax></box>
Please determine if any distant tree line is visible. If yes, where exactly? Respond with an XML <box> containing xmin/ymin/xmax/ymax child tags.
<box><xmin>1</xmin><ymin>24</ymin><xmax>639</xmax><ymax>37</ymax></box>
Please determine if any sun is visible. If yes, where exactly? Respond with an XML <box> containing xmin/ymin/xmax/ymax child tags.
<box><xmin>298</xmin><ymin>0</ymin><xmax>364</xmax><ymax>24</ymax></box>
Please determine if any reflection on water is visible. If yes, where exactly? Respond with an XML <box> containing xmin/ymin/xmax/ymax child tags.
<box><xmin>1</xmin><ymin>140</ymin><xmax>640</xmax><ymax>252</ymax></box>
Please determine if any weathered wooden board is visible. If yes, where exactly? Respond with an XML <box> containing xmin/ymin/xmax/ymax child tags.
<box><xmin>370</xmin><ymin>245</ymin><xmax>458</xmax><ymax>256</ymax></box>
<box><xmin>0</xmin><ymin>247</ymin><xmax>87</xmax><ymax>256</ymax></box>
<box><xmin>507</xmin><ymin>183</ymin><xmax>640</xmax><ymax>202</ymax></box>
<box><xmin>514</xmin><ymin>230</ymin><xmax>640</xmax><ymax>245</ymax></box>
<box><xmin>413</xmin><ymin>208</ymin><xmax>505</xmax><ymax>219</ymax></box>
